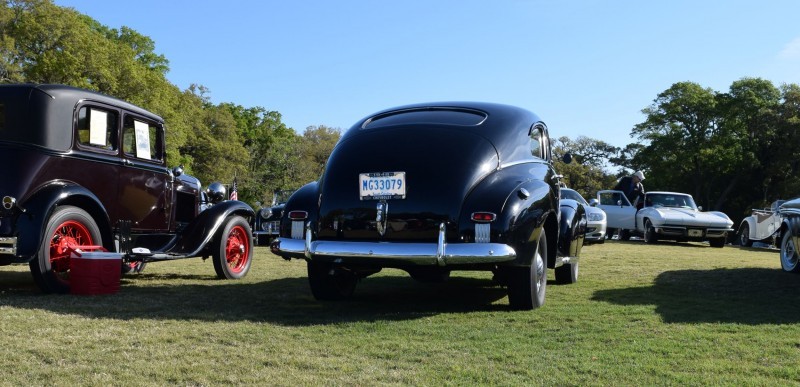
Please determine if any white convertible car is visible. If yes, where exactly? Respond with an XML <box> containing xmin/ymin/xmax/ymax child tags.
<box><xmin>596</xmin><ymin>190</ymin><xmax>734</xmax><ymax>247</ymax></box>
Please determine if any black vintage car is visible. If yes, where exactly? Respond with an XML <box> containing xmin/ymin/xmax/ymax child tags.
<box><xmin>254</xmin><ymin>189</ymin><xmax>295</xmax><ymax>245</ymax></box>
<box><xmin>271</xmin><ymin>102</ymin><xmax>585</xmax><ymax>310</ymax></box>
<box><xmin>0</xmin><ymin>84</ymin><xmax>255</xmax><ymax>293</ymax></box>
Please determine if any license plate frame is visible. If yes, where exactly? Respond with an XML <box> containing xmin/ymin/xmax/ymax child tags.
<box><xmin>687</xmin><ymin>229</ymin><xmax>703</xmax><ymax>237</ymax></box>
<box><xmin>359</xmin><ymin>172</ymin><xmax>406</xmax><ymax>200</ymax></box>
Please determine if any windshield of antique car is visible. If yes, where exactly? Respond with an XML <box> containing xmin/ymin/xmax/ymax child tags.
<box><xmin>561</xmin><ymin>189</ymin><xmax>589</xmax><ymax>205</ymax></box>
<box><xmin>362</xmin><ymin>108</ymin><xmax>487</xmax><ymax>129</ymax></box>
<box><xmin>646</xmin><ymin>193</ymin><xmax>697</xmax><ymax>210</ymax></box>
<box><xmin>274</xmin><ymin>190</ymin><xmax>295</xmax><ymax>205</ymax></box>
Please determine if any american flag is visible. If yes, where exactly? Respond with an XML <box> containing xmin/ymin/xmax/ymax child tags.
<box><xmin>229</xmin><ymin>179</ymin><xmax>238</xmax><ymax>201</ymax></box>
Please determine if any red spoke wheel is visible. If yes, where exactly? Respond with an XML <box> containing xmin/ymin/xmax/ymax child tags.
<box><xmin>30</xmin><ymin>206</ymin><xmax>102</xmax><ymax>294</ymax></box>
<box><xmin>212</xmin><ymin>216</ymin><xmax>253</xmax><ymax>279</ymax></box>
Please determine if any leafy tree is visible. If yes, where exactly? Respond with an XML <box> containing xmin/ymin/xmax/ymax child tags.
<box><xmin>552</xmin><ymin>136</ymin><xmax>617</xmax><ymax>199</ymax></box>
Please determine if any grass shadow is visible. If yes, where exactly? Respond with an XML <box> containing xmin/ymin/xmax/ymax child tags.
<box><xmin>592</xmin><ymin>267</ymin><xmax>800</xmax><ymax>324</ymax></box>
<box><xmin>0</xmin><ymin>271</ymin><xmax>511</xmax><ymax>324</ymax></box>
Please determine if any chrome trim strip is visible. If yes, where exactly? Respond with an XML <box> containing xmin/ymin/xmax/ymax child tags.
<box><xmin>436</xmin><ymin>223</ymin><xmax>446</xmax><ymax>266</ymax></box>
<box><xmin>274</xmin><ymin>236</ymin><xmax>516</xmax><ymax>265</ymax></box>
<box><xmin>475</xmin><ymin>223</ymin><xmax>490</xmax><ymax>243</ymax></box>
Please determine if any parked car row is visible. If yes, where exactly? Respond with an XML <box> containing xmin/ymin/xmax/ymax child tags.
<box><xmin>7</xmin><ymin>84</ymin><xmax>800</xmax><ymax>309</ymax></box>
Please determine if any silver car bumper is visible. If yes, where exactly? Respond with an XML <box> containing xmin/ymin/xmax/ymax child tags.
<box><xmin>274</xmin><ymin>223</ymin><xmax>517</xmax><ymax>266</ymax></box>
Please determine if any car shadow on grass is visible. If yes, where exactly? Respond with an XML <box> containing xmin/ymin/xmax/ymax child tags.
<box><xmin>592</xmin><ymin>267</ymin><xmax>800</xmax><ymax>324</ymax></box>
<box><xmin>0</xmin><ymin>271</ymin><xmax>516</xmax><ymax>324</ymax></box>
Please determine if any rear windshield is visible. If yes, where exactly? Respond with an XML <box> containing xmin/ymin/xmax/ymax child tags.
<box><xmin>362</xmin><ymin>108</ymin><xmax>487</xmax><ymax>129</ymax></box>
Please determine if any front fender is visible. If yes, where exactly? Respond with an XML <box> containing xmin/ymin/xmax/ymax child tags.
<box><xmin>163</xmin><ymin>200</ymin><xmax>254</xmax><ymax>256</ymax></box>
<box><xmin>14</xmin><ymin>182</ymin><xmax>113</xmax><ymax>260</ymax></box>
<box><xmin>741</xmin><ymin>217</ymin><xmax>756</xmax><ymax>238</ymax></box>
<box><xmin>559</xmin><ymin>199</ymin><xmax>586</xmax><ymax>258</ymax></box>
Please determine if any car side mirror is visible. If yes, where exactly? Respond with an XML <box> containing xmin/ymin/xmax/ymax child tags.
<box><xmin>698</xmin><ymin>206</ymin><xmax>703</xmax><ymax>211</ymax></box>
<box><xmin>589</xmin><ymin>198</ymin><xmax>599</xmax><ymax>207</ymax></box>
<box><xmin>616</xmin><ymin>200</ymin><xmax>622</xmax><ymax>206</ymax></box>
<box><xmin>172</xmin><ymin>165</ymin><xmax>184</xmax><ymax>177</ymax></box>
<box><xmin>562</xmin><ymin>153</ymin><xmax>573</xmax><ymax>164</ymax></box>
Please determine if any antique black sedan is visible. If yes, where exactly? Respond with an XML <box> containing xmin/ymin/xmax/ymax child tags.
<box><xmin>0</xmin><ymin>84</ymin><xmax>254</xmax><ymax>293</ymax></box>
<box><xmin>271</xmin><ymin>102</ymin><xmax>585</xmax><ymax>310</ymax></box>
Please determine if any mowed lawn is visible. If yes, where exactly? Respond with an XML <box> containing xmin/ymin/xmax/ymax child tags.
<box><xmin>1</xmin><ymin>240</ymin><xmax>799</xmax><ymax>385</ymax></box>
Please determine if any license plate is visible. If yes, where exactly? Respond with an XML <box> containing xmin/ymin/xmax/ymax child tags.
<box><xmin>688</xmin><ymin>229</ymin><xmax>703</xmax><ymax>237</ymax></box>
<box><xmin>359</xmin><ymin>172</ymin><xmax>406</xmax><ymax>200</ymax></box>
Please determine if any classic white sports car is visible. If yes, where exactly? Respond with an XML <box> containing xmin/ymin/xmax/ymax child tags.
<box><xmin>596</xmin><ymin>190</ymin><xmax>734</xmax><ymax>248</ymax></box>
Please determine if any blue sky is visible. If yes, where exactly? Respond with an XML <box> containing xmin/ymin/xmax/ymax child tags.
<box><xmin>54</xmin><ymin>0</ymin><xmax>800</xmax><ymax>148</ymax></box>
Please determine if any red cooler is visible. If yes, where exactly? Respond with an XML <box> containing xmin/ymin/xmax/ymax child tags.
<box><xmin>70</xmin><ymin>247</ymin><xmax>123</xmax><ymax>295</ymax></box>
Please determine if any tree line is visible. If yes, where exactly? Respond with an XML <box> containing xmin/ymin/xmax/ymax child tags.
<box><xmin>4</xmin><ymin>0</ymin><xmax>800</xmax><ymax>225</ymax></box>
<box><xmin>0</xmin><ymin>0</ymin><xmax>339</xmax><ymax>206</ymax></box>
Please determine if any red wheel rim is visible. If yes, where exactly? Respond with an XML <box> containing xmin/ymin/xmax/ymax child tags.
<box><xmin>224</xmin><ymin>225</ymin><xmax>250</xmax><ymax>274</ymax></box>
<box><xmin>49</xmin><ymin>220</ymin><xmax>94</xmax><ymax>280</ymax></box>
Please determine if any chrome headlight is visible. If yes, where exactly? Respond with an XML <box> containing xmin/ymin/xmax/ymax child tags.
<box><xmin>206</xmin><ymin>182</ymin><xmax>227</xmax><ymax>203</ymax></box>
<box><xmin>2</xmin><ymin>196</ymin><xmax>15</xmax><ymax>210</ymax></box>
<box><xmin>259</xmin><ymin>208</ymin><xmax>272</xmax><ymax>219</ymax></box>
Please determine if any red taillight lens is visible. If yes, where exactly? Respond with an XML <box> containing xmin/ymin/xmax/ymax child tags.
<box><xmin>471</xmin><ymin>212</ymin><xmax>496</xmax><ymax>223</ymax></box>
<box><xmin>288</xmin><ymin>210</ymin><xmax>308</xmax><ymax>220</ymax></box>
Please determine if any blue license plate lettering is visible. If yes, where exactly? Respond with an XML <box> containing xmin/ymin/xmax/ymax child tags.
<box><xmin>359</xmin><ymin>172</ymin><xmax>406</xmax><ymax>200</ymax></box>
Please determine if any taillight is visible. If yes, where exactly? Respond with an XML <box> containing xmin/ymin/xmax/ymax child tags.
<box><xmin>288</xmin><ymin>210</ymin><xmax>308</xmax><ymax>220</ymax></box>
<box><xmin>471</xmin><ymin>212</ymin><xmax>496</xmax><ymax>223</ymax></box>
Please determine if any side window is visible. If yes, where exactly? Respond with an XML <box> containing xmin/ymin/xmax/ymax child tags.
<box><xmin>77</xmin><ymin>106</ymin><xmax>118</xmax><ymax>151</ymax></box>
<box><xmin>530</xmin><ymin>126</ymin><xmax>543</xmax><ymax>159</ymax></box>
<box><xmin>123</xmin><ymin>115</ymin><xmax>163</xmax><ymax>161</ymax></box>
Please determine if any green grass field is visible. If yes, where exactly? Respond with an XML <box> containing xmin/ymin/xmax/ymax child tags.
<box><xmin>1</xmin><ymin>241</ymin><xmax>799</xmax><ymax>385</ymax></box>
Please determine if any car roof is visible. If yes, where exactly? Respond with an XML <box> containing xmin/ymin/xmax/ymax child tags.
<box><xmin>341</xmin><ymin>102</ymin><xmax>545</xmax><ymax>163</ymax></box>
<box><xmin>0</xmin><ymin>84</ymin><xmax>164</xmax><ymax>151</ymax></box>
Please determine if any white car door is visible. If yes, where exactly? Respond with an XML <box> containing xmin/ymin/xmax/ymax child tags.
<box><xmin>597</xmin><ymin>190</ymin><xmax>636</xmax><ymax>229</ymax></box>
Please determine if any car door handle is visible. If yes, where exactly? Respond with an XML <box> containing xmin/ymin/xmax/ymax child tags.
<box><xmin>122</xmin><ymin>159</ymin><xmax>133</xmax><ymax>166</ymax></box>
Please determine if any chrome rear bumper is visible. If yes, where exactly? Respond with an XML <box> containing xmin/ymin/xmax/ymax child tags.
<box><xmin>273</xmin><ymin>223</ymin><xmax>516</xmax><ymax>266</ymax></box>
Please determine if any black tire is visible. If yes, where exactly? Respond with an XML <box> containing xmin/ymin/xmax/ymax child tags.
<box><xmin>307</xmin><ymin>261</ymin><xmax>357</xmax><ymax>300</ymax></box>
<box><xmin>554</xmin><ymin>259</ymin><xmax>579</xmax><ymax>284</ymax></box>
<box><xmin>505</xmin><ymin>228</ymin><xmax>547</xmax><ymax>311</ymax></box>
<box><xmin>643</xmin><ymin>219</ymin><xmax>658</xmax><ymax>244</ymax></box>
<box><xmin>606</xmin><ymin>228</ymin><xmax>617</xmax><ymax>240</ymax></box>
<box><xmin>709</xmin><ymin>238</ymin><xmax>726</xmax><ymax>248</ymax></box>
<box><xmin>738</xmin><ymin>223</ymin><xmax>753</xmax><ymax>247</ymax></box>
<box><xmin>407</xmin><ymin>267</ymin><xmax>451</xmax><ymax>283</ymax></box>
<box><xmin>780</xmin><ymin>232</ymin><xmax>800</xmax><ymax>273</ymax></box>
<box><xmin>212</xmin><ymin>215</ymin><xmax>253</xmax><ymax>279</ymax></box>
<box><xmin>619</xmin><ymin>229</ymin><xmax>631</xmax><ymax>241</ymax></box>
<box><xmin>30</xmin><ymin>206</ymin><xmax>102</xmax><ymax>294</ymax></box>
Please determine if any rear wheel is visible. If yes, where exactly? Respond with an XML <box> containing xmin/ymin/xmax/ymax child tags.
<box><xmin>780</xmin><ymin>232</ymin><xmax>800</xmax><ymax>273</ymax></box>
<box><xmin>505</xmin><ymin>228</ymin><xmax>547</xmax><ymax>311</ymax></box>
<box><xmin>30</xmin><ymin>206</ymin><xmax>101</xmax><ymax>294</ymax></box>
<box><xmin>738</xmin><ymin>224</ymin><xmax>753</xmax><ymax>247</ymax></box>
<box><xmin>307</xmin><ymin>261</ymin><xmax>358</xmax><ymax>300</ymax></box>
<box><xmin>643</xmin><ymin>219</ymin><xmax>658</xmax><ymax>244</ymax></box>
<box><xmin>212</xmin><ymin>215</ymin><xmax>253</xmax><ymax>279</ymax></box>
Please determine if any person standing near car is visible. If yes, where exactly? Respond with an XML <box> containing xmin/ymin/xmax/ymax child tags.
<box><xmin>614</xmin><ymin>170</ymin><xmax>646</xmax><ymax>205</ymax></box>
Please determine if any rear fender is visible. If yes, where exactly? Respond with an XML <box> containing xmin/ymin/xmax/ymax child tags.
<box><xmin>460</xmin><ymin>167</ymin><xmax>558</xmax><ymax>267</ymax></box>
<box><xmin>278</xmin><ymin>181</ymin><xmax>320</xmax><ymax>236</ymax></box>
<box><xmin>558</xmin><ymin>199</ymin><xmax>586</xmax><ymax>259</ymax></box>
<box><xmin>161</xmin><ymin>200</ymin><xmax>254</xmax><ymax>256</ymax></box>
<box><xmin>14</xmin><ymin>182</ymin><xmax>113</xmax><ymax>261</ymax></box>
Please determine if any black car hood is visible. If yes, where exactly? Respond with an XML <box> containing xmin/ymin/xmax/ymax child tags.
<box><xmin>317</xmin><ymin>125</ymin><xmax>499</xmax><ymax>242</ymax></box>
